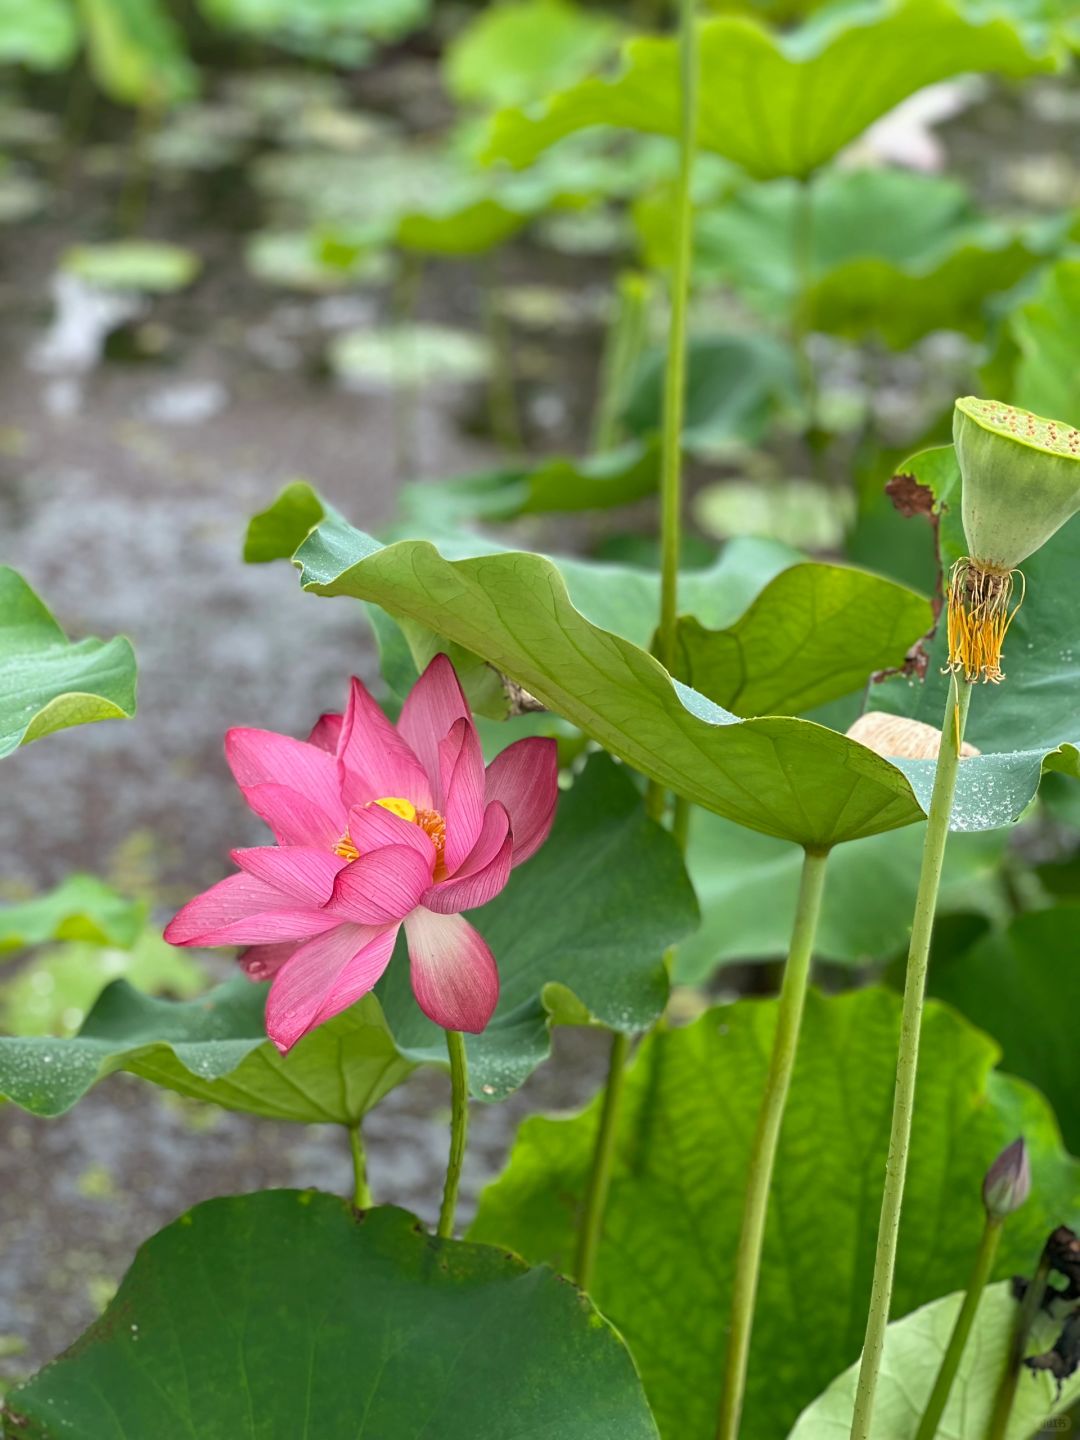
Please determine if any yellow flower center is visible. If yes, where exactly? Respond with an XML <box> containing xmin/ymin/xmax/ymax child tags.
<box><xmin>333</xmin><ymin>797</ymin><xmax>446</xmax><ymax>862</ymax></box>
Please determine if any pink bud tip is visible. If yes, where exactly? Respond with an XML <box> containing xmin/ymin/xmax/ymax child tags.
<box><xmin>983</xmin><ymin>1137</ymin><xmax>1031</xmax><ymax>1220</ymax></box>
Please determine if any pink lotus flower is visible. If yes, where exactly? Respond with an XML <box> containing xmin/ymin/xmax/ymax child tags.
<box><xmin>165</xmin><ymin>655</ymin><xmax>558</xmax><ymax>1052</ymax></box>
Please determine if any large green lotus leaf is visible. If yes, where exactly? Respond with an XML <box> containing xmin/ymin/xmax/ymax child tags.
<box><xmin>3</xmin><ymin>1195</ymin><xmax>658</xmax><ymax>1440</ymax></box>
<box><xmin>470</xmin><ymin>988</ymin><xmax>1080</xmax><ymax>1440</ymax></box>
<box><xmin>0</xmin><ymin>875</ymin><xmax>145</xmax><ymax>954</ymax></box>
<box><xmin>636</xmin><ymin>170</ymin><xmax>1061</xmax><ymax>346</ymax></box>
<box><xmin>399</xmin><ymin>438</ymin><xmax>662</xmax><ymax>524</ymax></box>
<box><xmin>0</xmin><ymin>0</ymin><xmax>77</xmax><ymax>68</ymax></box>
<box><xmin>789</xmin><ymin>1282</ymin><xmax>1080</xmax><ymax>1439</ymax></box>
<box><xmin>872</xmin><ymin>446</ymin><xmax>1080</xmax><ymax>830</ymax></box>
<box><xmin>375</xmin><ymin>754</ymin><xmax>698</xmax><ymax>1099</ymax></box>
<box><xmin>1008</xmin><ymin>257</ymin><xmax>1080</xmax><ymax>420</ymax></box>
<box><xmin>929</xmin><ymin>907</ymin><xmax>1080</xmax><ymax>1152</ymax></box>
<box><xmin>0</xmin><ymin>976</ymin><xmax>415</xmax><ymax>1122</ymax></box>
<box><xmin>197</xmin><ymin>0</ymin><xmax>429</xmax><ymax>63</ymax></box>
<box><xmin>445</xmin><ymin>0</ymin><xmax>622</xmax><ymax>110</ymax></box>
<box><xmin>674</xmin><ymin>561</ymin><xmax>932</xmax><ymax>716</ymax></box>
<box><xmin>77</xmin><ymin>0</ymin><xmax>197</xmax><ymax>107</ymax></box>
<box><xmin>281</xmin><ymin>511</ymin><xmax>928</xmax><ymax>845</ymax></box>
<box><xmin>676</xmin><ymin>806</ymin><xmax>1004</xmax><ymax>979</ymax></box>
<box><xmin>62</xmin><ymin>240</ymin><xmax>200</xmax><ymax>292</ymax></box>
<box><xmin>484</xmin><ymin>0</ymin><xmax>1061</xmax><ymax>179</ymax></box>
<box><xmin>0</xmin><ymin>567</ymin><xmax>137</xmax><ymax>758</ymax></box>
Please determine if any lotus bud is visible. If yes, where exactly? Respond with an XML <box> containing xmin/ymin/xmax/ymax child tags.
<box><xmin>982</xmin><ymin>1136</ymin><xmax>1031</xmax><ymax>1220</ymax></box>
<box><xmin>947</xmin><ymin>398</ymin><xmax>1080</xmax><ymax>684</ymax></box>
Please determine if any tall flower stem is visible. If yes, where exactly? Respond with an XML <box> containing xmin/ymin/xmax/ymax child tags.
<box><xmin>349</xmin><ymin>1121</ymin><xmax>373</xmax><ymax>1209</ymax></box>
<box><xmin>592</xmin><ymin>270</ymin><xmax>652</xmax><ymax>454</ymax></box>
<box><xmin>716</xmin><ymin>845</ymin><xmax>830</xmax><ymax>1440</ymax></box>
<box><xmin>575</xmin><ymin>1030</ymin><xmax>630</xmax><ymax>1289</ymax></box>
<box><xmin>578</xmin><ymin>0</ymin><xmax>698</xmax><ymax>1288</ymax></box>
<box><xmin>984</xmin><ymin>1244</ymin><xmax>1052</xmax><ymax>1440</ymax></box>
<box><xmin>437</xmin><ymin>1030</ymin><xmax>469</xmax><ymax>1239</ymax></box>
<box><xmin>914</xmin><ymin>1215</ymin><xmax>1002</xmax><ymax>1440</ymax></box>
<box><xmin>849</xmin><ymin>671</ymin><xmax>974</xmax><ymax>1440</ymax></box>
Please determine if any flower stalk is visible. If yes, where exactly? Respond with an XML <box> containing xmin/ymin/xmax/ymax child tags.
<box><xmin>350</xmin><ymin>1122</ymin><xmax>372</xmax><ymax>1210</ymax></box>
<box><xmin>576</xmin><ymin>0</ymin><xmax>698</xmax><ymax>1287</ymax></box>
<box><xmin>848</xmin><ymin>670</ymin><xmax>973</xmax><ymax>1440</ymax></box>
<box><xmin>717</xmin><ymin>845</ymin><xmax>830</xmax><ymax>1440</ymax></box>
<box><xmin>914</xmin><ymin>1138</ymin><xmax>1030</xmax><ymax>1440</ymax></box>
<box><xmin>984</xmin><ymin>1243</ymin><xmax>1054</xmax><ymax>1440</ymax></box>
<box><xmin>438</xmin><ymin>1029</ymin><xmax>469</xmax><ymax>1239</ymax></box>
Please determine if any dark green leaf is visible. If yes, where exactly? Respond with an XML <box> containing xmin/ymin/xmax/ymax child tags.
<box><xmin>0</xmin><ymin>567</ymin><xmax>137</xmax><ymax>758</ymax></box>
<box><xmin>929</xmin><ymin>906</ymin><xmax>1080</xmax><ymax>1152</ymax></box>
<box><xmin>471</xmin><ymin>988</ymin><xmax>1080</xmax><ymax>1440</ymax></box>
<box><xmin>1008</xmin><ymin>256</ymin><xmax>1080</xmax><ymax>420</ymax></box>
<box><xmin>4</xmin><ymin>1195</ymin><xmax>659</xmax><ymax>1440</ymax></box>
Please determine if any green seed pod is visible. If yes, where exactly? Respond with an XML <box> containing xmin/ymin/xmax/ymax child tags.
<box><xmin>954</xmin><ymin>397</ymin><xmax>1080</xmax><ymax>571</ymax></box>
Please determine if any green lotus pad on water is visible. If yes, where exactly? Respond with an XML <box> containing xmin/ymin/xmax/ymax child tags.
<box><xmin>954</xmin><ymin>396</ymin><xmax>1080</xmax><ymax>569</ymax></box>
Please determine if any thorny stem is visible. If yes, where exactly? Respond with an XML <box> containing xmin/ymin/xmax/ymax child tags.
<box><xmin>914</xmin><ymin>1215</ymin><xmax>1002</xmax><ymax>1440</ymax></box>
<box><xmin>578</xmin><ymin>0</ymin><xmax>699</xmax><ymax>1293</ymax></box>
<box><xmin>848</xmin><ymin>671</ymin><xmax>974</xmax><ymax>1440</ymax></box>
<box><xmin>349</xmin><ymin>1122</ymin><xmax>372</xmax><ymax>1210</ymax></box>
<box><xmin>437</xmin><ymin>1030</ymin><xmax>469</xmax><ymax>1239</ymax></box>
<box><xmin>716</xmin><ymin>846</ymin><xmax>830</xmax><ymax>1440</ymax></box>
<box><xmin>984</xmin><ymin>1245</ymin><xmax>1053</xmax><ymax>1440</ymax></box>
<box><xmin>574</xmin><ymin>1029</ymin><xmax>631</xmax><ymax>1291</ymax></box>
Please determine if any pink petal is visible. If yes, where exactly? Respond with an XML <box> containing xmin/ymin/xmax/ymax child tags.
<box><xmin>346</xmin><ymin>801</ymin><xmax>436</xmax><ymax>866</ymax></box>
<box><xmin>239</xmin><ymin>942</ymin><xmax>296</xmax><ymax>980</ymax></box>
<box><xmin>240</xmin><ymin>783</ymin><xmax>344</xmax><ymax>849</ymax></box>
<box><xmin>423</xmin><ymin>803</ymin><xmax>512</xmax><ymax>914</ymax></box>
<box><xmin>398</xmin><ymin>653</ymin><xmax>471</xmax><ymax>795</ymax></box>
<box><xmin>266</xmin><ymin>922</ymin><xmax>399</xmax><ymax>1052</ymax></box>
<box><xmin>165</xmin><ymin>872</ymin><xmax>338</xmax><ymax>947</ymax></box>
<box><xmin>439</xmin><ymin>717</ymin><xmax>486</xmax><ymax>875</ymax></box>
<box><xmin>307</xmin><ymin>712</ymin><xmax>343</xmax><ymax>753</ymax></box>
<box><xmin>231</xmin><ymin>847</ymin><xmax>348</xmax><ymax>904</ymax></box>
<box><xmin>484</xmin><ymin>737</ymin><xmax>559</xmax><ymax>865</ymax></box>
<box><xmin>404</xmin><ymin>908</ymin><xmax>499</xmax><ymax>1033</ymax></box>
<box><xmin>327</xmin><ymin>845</ymin><xmax>432</xmax><ymax>924</ymax></box>
<box><xmin>338</xmin><ymin>676</ymin><xmax>433</xmax><ymax>811</ymax></box>
<box><xmin>226</xmin><ymin>729</ymin><xmax>346</xmax><ymax>829</ymax></box>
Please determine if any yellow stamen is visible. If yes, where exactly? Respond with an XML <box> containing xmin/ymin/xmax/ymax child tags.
<box><xmin>332</xmin><ymin>796</ymin><xmax>445</xmax><ymax>864</ymax></box>
<box><xmin>945</xmin><ymin>556</ymin><xmax>1025</xmax><ymax>684</ymax></box>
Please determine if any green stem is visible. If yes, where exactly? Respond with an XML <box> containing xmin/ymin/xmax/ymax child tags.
<box><xmin>791</xmin><ymin>176</ymin><xmax>818</xmax><ymax>447</ymax></box>
<box><xmin>984</xmin><ymin>1245</ymin><xmax>1052</xmax><ymax>1440</ymax></box>
<box><xmin>848</xmin><ymin>672</ymin><xmax>974</xmax><ymax>1440</ymax></box>
<box><xmin>716</xmin><ymin>846</ymin><xmax>830</xmax><ymax>1440</ymax></box>
<box><xmin>577</xmin><ymin>0</ymin><xmax>697</xmax><ymax>1296</ymax></box>
<box><xmin>591</xmin><ymin>270</ymin><xmax>652</xmax><ymax>454</ymax></box>
<box><xmin>482</xmin><ymin>253</ymin><xmax>525</xmax><ymax>455</ymax></box>
<box><xmin>437</xmin><ymin>1030</ymin><xmax>469</xmax><ymax>1239</ymax></box>
<box><xmin>349</xmin><ymin>1122</ymin><xmax>372</xmax><ymax>1210</ymax></box>
<box><xmin>656</xmin><ymin>0</ymin><xmax>698</xmax><ymax>681</ymax></box>
<box><xmin>914</xmin><ymin>1216</ymin><xmax>1003</xmax><ymax>1440</ymax></box>
<box><xmin>575</xmin><ymin>1029</ymin><xmax>630</xmax><ymax>1290</ymax></box>
<box><xmin>392</xmin><ymin>251</ymin><xmax>424</xmax><ymax>482</ymax></box>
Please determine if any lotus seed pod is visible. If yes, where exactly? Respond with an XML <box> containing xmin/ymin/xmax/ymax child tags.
<box><xmin>982</xmin><ymin>1137</ymin><xmax>1031</xmax><ymax>1220</ymax></box>
<box><xmin>846</xmin><ymin>712</ymin><xmax>980</xmax><ymax>760</ymax></box>
<box><xmin>954</xmin><ymin>397</ymin><xmax>1080</xmax><ymax>571</ymax></box>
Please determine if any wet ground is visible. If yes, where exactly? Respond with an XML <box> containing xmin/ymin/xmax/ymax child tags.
<box><xmin>1</xmin><ymin>53</ymin><xmax>1078</xmax><ymax>1384</ymax></box>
